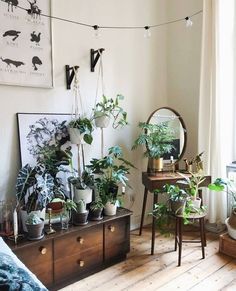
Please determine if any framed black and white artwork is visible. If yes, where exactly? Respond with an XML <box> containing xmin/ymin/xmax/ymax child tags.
<box><xmin>0</xmin><ymin>0</ymin><xmax>53</xmax><ymax>88</ymax></box>
<box><xmin>17</xmin><ymin>113</ymin><xmax>76</xmax><ymax>167</ymax></box>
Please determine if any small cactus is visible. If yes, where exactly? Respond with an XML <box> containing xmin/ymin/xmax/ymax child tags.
<box><xmin>77</xmin><ymin>200</ymin><xmax>86</xmax><ymax>213</ymax></box>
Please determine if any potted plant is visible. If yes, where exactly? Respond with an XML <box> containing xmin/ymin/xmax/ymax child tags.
<box><xmin>164</xmin><ymin>184</ymin><xmax>188</xmax><ymax>215</ymax></box>
<box><xmin>68</xmin><ymin>116</ymin><xmax>93</xmax><ymax>145</ymax></box>
<box><xmin>132</xmin><ymin>121</ymin><xmax>175</xmax><ymax>174</ymax></box>
<box><xmin>73</xmin><ymin>199</ymin><xmax>89</xmax><ymax>225</ymax></box>
<box><xmin>87</xmin><ymin>145</ymin><xmax>135</xmax><ymax>215</ymax></box>
<box><xmin>89</xmin><ymin>196</ymin><xmax>104</xmax><ymax>221</ymax></box>
<box><xmin>59</xmin><ymin>198</ymin><xmax>77</xmax><ymax>229</ymax></box>
<box><xmin>208</xmin><ymin>178</ymin><xmax>236</xmax><ymax>239</ymax></box>
<box><xmin>68</xmin><ymin>169</ymin><xmax>94</xmax><ymax>204</ymax></box>
<box><xmin>16</xmin><ymin>163</ymin><xmax>54</xmax><ymax>232</ymax></box>
<box><xmin>25</xmin><ymin>212</ymin><xmax>44</xmax><ymax>240</ymax></box>
<box><xmin>93</xmin><ymin>94</ymin><xmax>128</xmax><ymax>129</ymax></box>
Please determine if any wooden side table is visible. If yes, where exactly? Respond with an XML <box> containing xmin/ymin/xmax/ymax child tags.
<box><xmin>139</xmin><ymin>172</ymin><xmax>211</xmax><ymax>255</ymax></box>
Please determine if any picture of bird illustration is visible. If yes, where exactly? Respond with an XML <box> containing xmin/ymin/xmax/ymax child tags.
<box><xmin>30</xmin><ymin>31</ymin><xmax>41</xmax><ymax>44</ymax></box>
<box><xmin>0</xmin><ymin>57</ymin><xmax>25</xmax><ymax>68</ymax></box>
<box><xmin>3</xmin><ymin>30</ymin><xmax>21</xmax><ymax>41</ymax></box>
<box><xmin>32</xmin><ymin>56</ymin><xmax>42</xmax><ymax>70</ymax></box>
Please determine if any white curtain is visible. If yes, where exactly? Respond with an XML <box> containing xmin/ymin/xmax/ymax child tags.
<box><xmin>198</xmin><ymin>0</ymin><xmax>236</xmax><ymax>224</ymax></box>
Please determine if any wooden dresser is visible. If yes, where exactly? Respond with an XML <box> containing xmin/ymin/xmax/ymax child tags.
<box><xmin>7</xmin><ymin>208</ymin><xmax>132</xmax><ymax>290</ymax></box>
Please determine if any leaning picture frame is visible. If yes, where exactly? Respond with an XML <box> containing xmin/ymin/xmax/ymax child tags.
<box><xmin>0</xmin><ymin>0</ymin><xmax>53</xmax><ymax>88</ymax></box>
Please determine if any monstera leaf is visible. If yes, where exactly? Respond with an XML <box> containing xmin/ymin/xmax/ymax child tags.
<box><xmin>16</xmin><ymin>164</ymin><xmax>37</xmax><ymax>205</ymax></box>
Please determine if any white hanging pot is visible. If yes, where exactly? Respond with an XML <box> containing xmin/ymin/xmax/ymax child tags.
<box><xmin>104</xmin><ymin>201</ymin><xmax>117</xmax><ymax>216</ymax></box>
<box><xmin>73</xmin><ymin>187</ymin><xmax>93</xmax><ymax>204</ymax></box>
<box><xmin>69</xmin><ymin>128</ymin><xmax>85</xmax><ymax>145</ymax></box>
<box><xmin>95</xmin><ymin>115</ymin><xmax>110</xmax><ymax>128</ymax></box>
<box><xmin>20</xmin><ymin>208</ymin><xmax>46</xmax><ymax>233</ymax></box>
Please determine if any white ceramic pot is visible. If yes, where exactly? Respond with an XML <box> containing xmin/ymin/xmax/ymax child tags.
<box><xmin>225</xmin><ymin>217</ymin><xmax>236</xmax><ymax>240</ymax></box>
<box><xmin>68</xmin><ymin>128</ymin><xmax>85</xmax><ymax>144</ymax></box>
<box><xmin>95</xmin><ymin>115</ymin><xmax>110</xmax><ymax>128</ymax></box>
<box><xmin>20</xmin><ymin>208</ymin><xmax>46</xmax><ymax>232</ymax></box>
<box><xmin>73</xmin><ymin>187</ymin><xmax>93</xmax><ymax>204</ymax></box>
<box><xmin>104</xmin><ymin>201</ymin><xmax>117</xmax><ymax>216</ymax></box>
<box><xmin>191</xmin><ymin>197</ymin><xmax>201</xmax><ymax>211</ymax></box>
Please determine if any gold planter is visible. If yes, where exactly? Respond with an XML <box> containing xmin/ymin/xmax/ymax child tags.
<box><xmin>147</xmin><ymin>157</ymin><xmax>163</xmax><ymax>176</ymax></box>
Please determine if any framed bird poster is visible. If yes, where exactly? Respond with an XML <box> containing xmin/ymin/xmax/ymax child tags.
<box><xmin>0</xmin><ymin>0</ymin><xmax>53</xmax><ymax>88</ymax></box>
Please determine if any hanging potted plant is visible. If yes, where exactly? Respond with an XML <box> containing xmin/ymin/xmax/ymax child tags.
<box><xmin>132</xmin><ymin>121</ymin><xmax>176</xmax><ymax>174</ymax></box>
<box><xmin>68</xmin><ymin>116</ymin><xmax>94</xmax><ymax>145</ymax></box>
<box><xmin>93</xmin><ymin>94</ymin><xmax>128</xmax><ymax>129</ymax></box>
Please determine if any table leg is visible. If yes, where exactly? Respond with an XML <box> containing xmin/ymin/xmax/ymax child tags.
<box><xmin>151</xmin><ymin>192</ymin><xmax>158</xmax><ymax>255</ymax></box>
<box><xmin>139</xmin><ymin>187</ymin><xmax>148</xmax><ymax>236</ymax></box>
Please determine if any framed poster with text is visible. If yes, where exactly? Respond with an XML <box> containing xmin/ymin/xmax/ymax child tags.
<box><xmin>0</xmin><ymin>0</ymin><xmax>53</xmax><ymax>88</ymax></box>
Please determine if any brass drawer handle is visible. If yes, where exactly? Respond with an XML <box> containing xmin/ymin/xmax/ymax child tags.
<box><xmin>109</xmin><ymin>225</ymin><xmax>115</xmax><ymax>232</ymax></box>
<box><xmin>78</xmin><ymin>260</ymin><xmax>85</xmax><ymax>267</ymax></box>
<box><xmin>39</xmin><ymin>247</ymin><xmax>47</xmax><ymax>255</ymax></box>
<box><xmin>77</xmin><ymin>237</ymin><xmax>84</xmax><ymax>244</ymax></box>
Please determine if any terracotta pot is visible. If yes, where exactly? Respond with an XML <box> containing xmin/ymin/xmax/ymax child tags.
<box><xmin>147</xmin><ymin>157</ymin><xmax>163</xmax><ymax>175</ymax></box>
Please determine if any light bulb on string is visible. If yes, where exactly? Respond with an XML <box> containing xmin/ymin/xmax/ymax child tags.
<box><xmin>185</xmin><ymin>16</ymin><xmax>193</xmax><ymax>27</ymax></box>
<box><xmin>144</xmin><ymin>26</ymin><xmax>151</xmax><ymax>38</ymax></box>
<box><xmin>93</xmin><ymin>25</ymin><xmax>101</xmax><ymax>38</ymax></box>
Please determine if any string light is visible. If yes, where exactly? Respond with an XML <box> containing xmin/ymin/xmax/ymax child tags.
<box><xmin>185</xmin><ymin>16</ymin><xmax>193</xmax><ymax>27</ymax></box>
<box><xmin>0</xmin><ymin>0</ymin><xmax>201</xmax><ymax>33</ymax></box>
<box><xmin>144</xmin><ymin>26</ymin><xmax>151</xmax><ymax>38</ymax></box>
<box><xmin>93</xmin><ymin>25</ymin><xmax>101</xmax><ymax>38</ymax></box>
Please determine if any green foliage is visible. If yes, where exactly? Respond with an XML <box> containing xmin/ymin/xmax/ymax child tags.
<box><xmin>16</xmin><ymin>164</ymin><xmax>54</xmax><ymax>213</ymax></box>
<box><xmin>209</xmin><ymin>178</ymin><xmax>236</xmax><ymax>208</ymax></box>
<box><xmin>68</xmin><ymin>169</ymin><xmax>94</xmax><ymax>190</ymax></box>
<box><xmin>87</xmin><ymin>145</ymin><xmax>135</xmax><ymax>203</ymax></box>
<box><xmin>26</xmin><ymin>213</ymin><xmax>43</xmax><ymax>225</ymax></box>
<box><xmin>77</xmin><ymin>200</ymin><xmax>86</xmax><ymax>213</ymax></box>
<box><xmin>69</xmin><ymin>117</ymin><xmax>94</xmax><ymax>144</ymax></box>
<box><xmin>93</xmin><ymin>94</ymin><xmax>128</xmax><ymax>129</ymax></box>
<box><xmin>132</xmin><ymin>122</ymin><xmax>176</xmax><ymax>159</ymax></box>
<box><xmin>163</xmin><ymin>184</ymin><xmax>187</xmax><ymax>202</ymax></box>
<box><xmin>90</xmin><ymin>197</ymin><xmax>104</xmax><ymax>211</ymax></box>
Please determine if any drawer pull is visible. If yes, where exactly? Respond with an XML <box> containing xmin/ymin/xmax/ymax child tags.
<box><xmin>77</xmin><ymin>237</ymin><xmax>84</xmax><ymax>244</ymax></box>
<box><xmin>109</xmin><ymin>225</ymin><xmax>115</xmax><ymax>232</ymax></box>
<box><xmin>39</xmin><ymin>247</ymin><xmax>47</xmax><ymax>255</ymax></box>
<box><xmin>78</xmin><ymin>260</ymin><xmax>85</xmax><ymax>267</ymax></box>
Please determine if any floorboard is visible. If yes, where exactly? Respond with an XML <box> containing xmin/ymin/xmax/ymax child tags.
<box><xmin>59</xmin><ymin>226</ymin><xmax>236</xmax><ymax>291</ymax></box>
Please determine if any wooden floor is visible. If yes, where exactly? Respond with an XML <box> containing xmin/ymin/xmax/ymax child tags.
<box><xmin>60</xmin><ymin>226</ymin><xmax>236</xmax><ymax>291</ymax></box>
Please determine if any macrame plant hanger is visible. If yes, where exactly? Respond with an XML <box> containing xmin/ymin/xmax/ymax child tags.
<box><xmin>94</xmin><ymin>51</ymin><xmax>106</xmax><ymax>158</ymax></box>
<box><xmin>72</xmin><ymin>67</ymin><xmax>85</xmax><ymax>176</ymax></box>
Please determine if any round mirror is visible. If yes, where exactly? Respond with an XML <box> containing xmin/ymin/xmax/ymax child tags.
<box><xmin>147</xmin><ymin>107</ymin><xmax>187</xmax><ymax>164</ymax></box>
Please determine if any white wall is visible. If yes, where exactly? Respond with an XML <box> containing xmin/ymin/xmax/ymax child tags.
<box><xmin>0</xmin><ymin>0</ymin><xmax>168</xmax><ymax>229</ymax></box>
<box><xmin>166</xmin><ymin>0</ymin><xmax>203</xmax><ymax>164</ymax></box>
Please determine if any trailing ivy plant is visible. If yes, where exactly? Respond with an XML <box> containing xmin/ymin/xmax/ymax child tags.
<box><xmin>69</xmin><ymin>117</ymin><xmax>94</xmax><ymax>144</ymax></box>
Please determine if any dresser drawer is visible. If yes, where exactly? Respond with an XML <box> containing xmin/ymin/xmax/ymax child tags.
<box><xmin>14</xmin><ymin>240</ymin><xmax>53</xmax><ymax>286</ymax></box>
<box><xmin>104</xmin><ymin>216</ymin><xmax>130</xmax><ymax>261</ymax></box>
<box><xmin>54</xmin><ymin>224</ymin><xmax>103</xmax><ymax>260</ymax></box>
<box><xmin>54</xmin><ymin>245</ymin><xmax>103</xmax><ymax>284</ymax></box>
